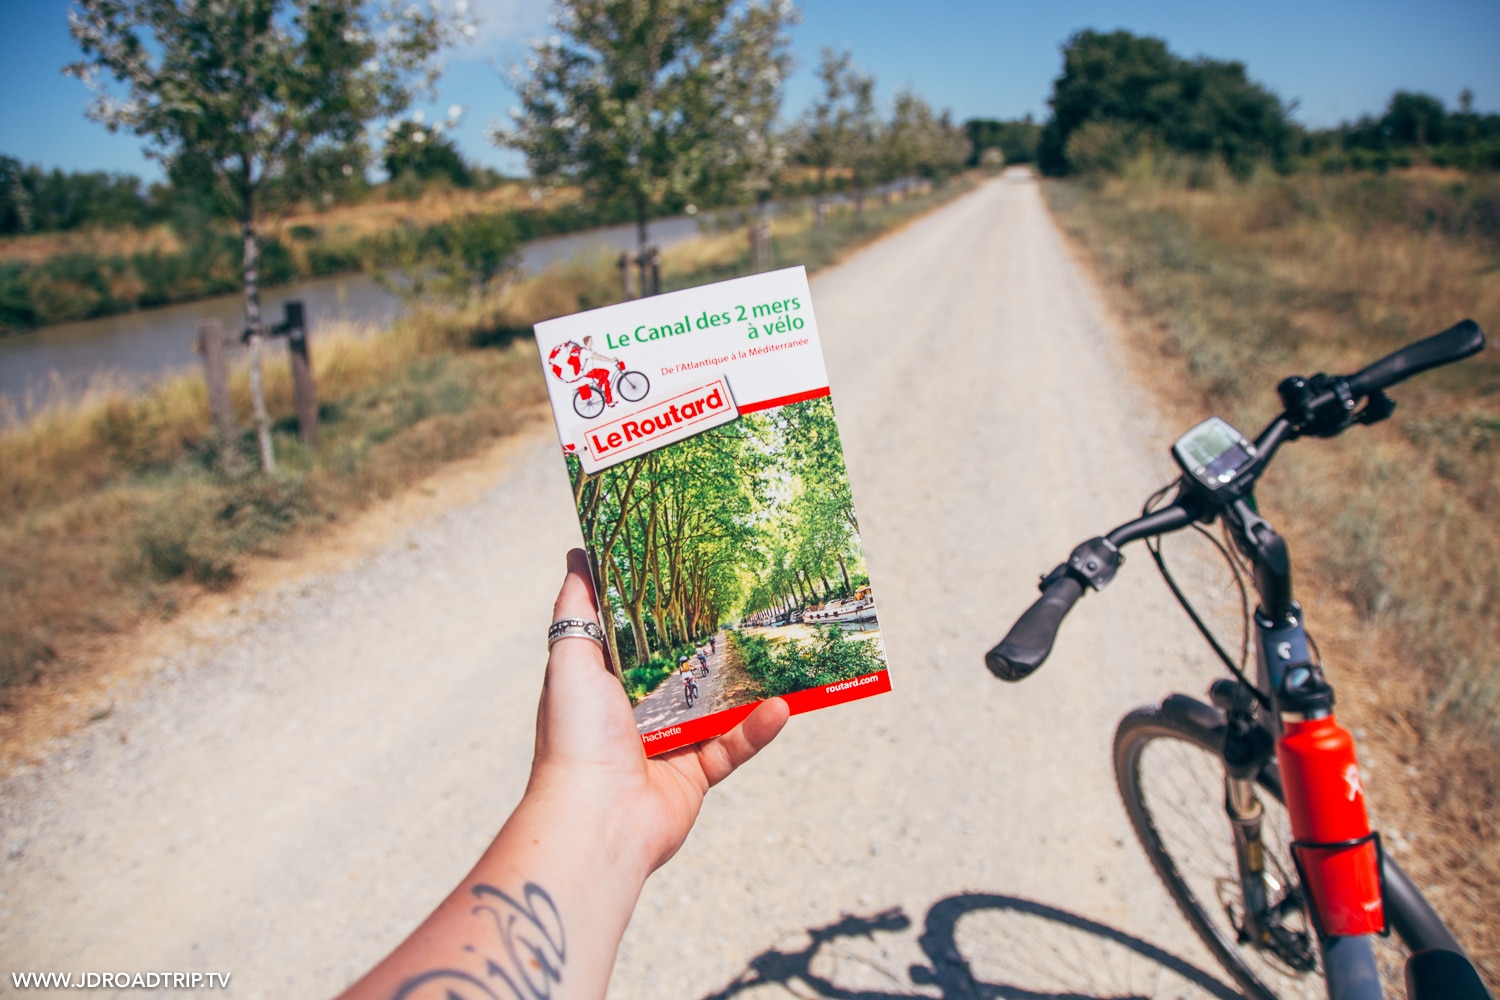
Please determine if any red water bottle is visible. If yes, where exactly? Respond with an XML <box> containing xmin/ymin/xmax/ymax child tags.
<box><xmin>1275</xmin><ymin>664</ymin><xmax>1384</xmax><ymax>936</ymax></box>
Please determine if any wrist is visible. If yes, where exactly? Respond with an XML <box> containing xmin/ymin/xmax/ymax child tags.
<box><xmin>506</xmin><ymin>775</ymin><xmax>658</xmax><ymax>889</ymax></box>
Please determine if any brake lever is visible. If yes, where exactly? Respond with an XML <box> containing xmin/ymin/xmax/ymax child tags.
<box><xmin>1354</xmin><ymin>389</ymin><xmax>1396</xmax><ymax>426</ymax></box>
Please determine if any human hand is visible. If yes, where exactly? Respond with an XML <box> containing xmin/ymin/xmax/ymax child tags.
<box><xmin>526</xmin><ymin>549</ymin><xmax>789</xmax><ymax>879</ymax></box>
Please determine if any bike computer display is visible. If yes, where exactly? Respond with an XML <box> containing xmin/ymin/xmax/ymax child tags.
<box><xmin>1173</xmin><ymin>417</ymin><xmax>1258</xmax><ymax>499</ymax></box>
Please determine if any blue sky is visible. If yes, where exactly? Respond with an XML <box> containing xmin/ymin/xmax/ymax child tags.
<box><xmin>3</xmin><ymin>0</ymin><xmax>1498</xmax><ymax>181</ymax></box>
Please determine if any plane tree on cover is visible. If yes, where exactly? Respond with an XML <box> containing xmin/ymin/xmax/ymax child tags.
<box><xmin>756</xmin><ymin>402</ymin><xmax>866</xmax><ymax>618</ymax></box>
<box><xmin>569</xmin><ymin>398</ymin><xmax>868</xmax><ymax>675</ymax></box>
<box><xmin>498</xmin><ymin>0</ymin><xmax>797</xmax><ymax>256</ymax></box>
<box><xmin>571</xmin><ymin>419</ymin><xmax>761</xmax><ymax>669</ymax></box>
<box><xmin>66</xmin><ymin>0</ymin><xmax>468</xmax><ymax>473</ymax></box>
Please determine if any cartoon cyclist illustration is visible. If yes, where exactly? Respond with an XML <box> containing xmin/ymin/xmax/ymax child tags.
<box><xmin>547</xmin><ymin>335</ymin><xmax>651</xmax><ymax>419</ymax></box>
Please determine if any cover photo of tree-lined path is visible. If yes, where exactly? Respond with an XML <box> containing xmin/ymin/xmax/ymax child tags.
<box><xmin>566</xmin><ymin>395</ymin><xmax>886</xmax><ymax>729</ymax></box>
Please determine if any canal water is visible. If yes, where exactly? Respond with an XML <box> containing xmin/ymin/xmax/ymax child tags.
<box><xmin>0</xmin><ymin>214</ymin><xmax>705</xmax><ymax>420</ymax></box>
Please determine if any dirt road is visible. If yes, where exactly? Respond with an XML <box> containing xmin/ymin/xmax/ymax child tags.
<box><xmin>631</xmin><ymin>633</ymin><xmax>750</xmax><ymax>731</ymax></box>
<box><xmin>1</xmin><ymin>171</ymin><xmax>1248</xmax><ymax>997</ymax></box>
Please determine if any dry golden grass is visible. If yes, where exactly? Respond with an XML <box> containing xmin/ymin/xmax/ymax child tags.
<box><xmin>0</xmin><ymin>177</ymin><xmax>974</xmax><ymax>753</ymax></box>
<box><xmin>0</xmin><ymin>224</ymin><xmax>183</xmax><ymax>265</ymax></box>
<box><xmin>1046</xmin><ymin>164</ymin><xmax>1500</xmax><ymax>975</ymax></box>
<box><xmin>0</xmin><ymin>182</ymin><xmax>582</xmax><ymax>267</ymax></box>
<box><xmin>276</xmin><ymin>181</ymin><xmax>582</xmax><ymax>242</ymax></box>
<box><xmin>0</xmin><ymin>290</ymin><xmax>554</xmax><ymax>692</ymax></box>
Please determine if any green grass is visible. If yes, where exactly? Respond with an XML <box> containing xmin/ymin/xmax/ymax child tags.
<box><xmin>729</xmin><ymin>626</ymin><xmax>884</xmax><ymax>698</ymax></box>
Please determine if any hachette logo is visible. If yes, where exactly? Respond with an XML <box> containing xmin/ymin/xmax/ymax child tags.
<box><xmin>580</xmin><ymin>376</ymin><xmax>740</xmax><ymax>469</ymax></box>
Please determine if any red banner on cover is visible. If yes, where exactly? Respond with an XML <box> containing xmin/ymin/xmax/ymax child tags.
<box><xmin>639</xmin><ymin>670</ymin><xmax>892</xmax><ymax>757</ymax></box>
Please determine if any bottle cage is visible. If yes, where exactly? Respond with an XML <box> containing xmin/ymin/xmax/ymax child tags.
<box><xmin>1288</xmin><ymin>830</ymin><xmax>1389</xmax><ymax>939</ymax></box>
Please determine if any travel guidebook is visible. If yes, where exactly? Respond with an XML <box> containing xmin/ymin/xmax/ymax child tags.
<box><xmin>535</xmin><ymin>266</ymin><xmax>892</xmax><ymax>756</ymax></box>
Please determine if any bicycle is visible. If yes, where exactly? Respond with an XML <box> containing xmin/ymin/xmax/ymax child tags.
<box><xmin>683</xmin><ymin>672</ymin><xmax>699</xmax><ymax>708</ymax></box>
<box><xmin>572</xmin><ymin>361</ymin><xmax>650</xmax><ymax>420</ymax></box>
<box><xmin>985</xmin><ymin>320</ymin><xmax>1492</xmax><ymax>1000</ymax></box>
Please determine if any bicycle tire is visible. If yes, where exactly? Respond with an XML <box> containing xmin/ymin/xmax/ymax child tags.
<box><xmin>685</xmin><ymin>679</ymin><xmax>697</xmax><ymax>708</ymax></box>
<box><xmin>1115</xmin><ymin>698</ymin><xmax>1329</xmax><ymax>1000</ymax></box>
<box><xmin>573</xmin><ymin>386</ymin><xmax>606</xmax><ymax>420</ymax></box>
<box><xmin>617</xmin><ymin>370</ymin><xmax>650</xmax><ymax>402</ymax></box>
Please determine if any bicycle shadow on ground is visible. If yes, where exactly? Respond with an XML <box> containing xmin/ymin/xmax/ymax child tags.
<box><xmin>700</xmin><ymin>892</ymin><xmax>1241</xmax><ymax>1000</ymax></box>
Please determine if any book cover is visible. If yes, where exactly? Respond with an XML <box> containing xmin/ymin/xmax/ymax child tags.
<box><xmin>535</xmin><ymin>266</ymin><xmax>891</xmax><ymax>756</ymax></box>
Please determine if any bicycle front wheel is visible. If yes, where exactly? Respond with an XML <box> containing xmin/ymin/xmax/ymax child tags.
<box><xmin>617</xmin><ymin>370</ymin><xmax>650</xmax><ymax>402</ymax></box>
<box><xmin>1115</xmin><ymin>701</ymin><xmax>1323</xmax><ymax>1000</ymax></box>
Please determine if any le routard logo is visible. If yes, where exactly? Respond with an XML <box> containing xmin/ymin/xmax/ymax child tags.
<box><xmin>568</xmin><ymin>375</ymin><xmax>740</xmax><ymax>474</ymax></box>
<box><xmin>546</xmin><ymin>336</ymin><xmax>652</xmax><ymax>421</ymax></box>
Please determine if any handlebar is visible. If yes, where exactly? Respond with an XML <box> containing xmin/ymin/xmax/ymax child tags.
<box><xmin>986</xmin><ymin>574</ymin><xmax>1085</xmax><ymax>681</ymax></box>
<box><xmin>1346</xmin><ymin>319</ymin><xmax>1484</xmax><ymax>397</ymax></box>
<box><xmin>986</xmin><ymin>319</ymin><xmax>1486</xmax><ymax>683</ymax></box>
<box><xmin>986</xmin><ymin>505</ymin><xmax>1199</xmax><ymax>681</ymax></box>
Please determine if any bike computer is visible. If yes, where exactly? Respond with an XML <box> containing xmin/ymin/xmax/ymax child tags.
<box><xmin>1173</xmin><ymin>417</ymin><xmax>1258</xmax><ymax>500</ymax></box>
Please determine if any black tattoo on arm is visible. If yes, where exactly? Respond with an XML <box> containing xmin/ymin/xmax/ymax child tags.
<box><xmin>391</xmin><ymin>882</ymin><xmax>565</xmax><ymax>1000</ymax></box>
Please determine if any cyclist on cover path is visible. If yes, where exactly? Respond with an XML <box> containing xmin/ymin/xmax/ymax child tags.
<box><xmin>696</xmin><ymin>645</ymin><xmax>710</xmax><ymax>676</ymax></box>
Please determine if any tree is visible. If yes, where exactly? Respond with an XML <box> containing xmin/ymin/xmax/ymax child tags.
<box><xmin>1037</xmin><ymin>29</ymin><xmax>1291</xmax><ymax>177</ymax></box>
<box><xmin>792</xmin><ymin>47</ymin><xmax>878</xmax><ymax>205</ymax></box>
<box><xmin>382</xmin><ymin>108</ymin><xmax>472</xmax><ymax>189</ymax></box>
<box><xmin>965</xmin><ymin>116</ymin><xmax>1040</xmax><ymax>167</ymax></box>
<box><xmin>501</xmin><ymin>0</ymin><xmax>797</xmax><ymax>256</ymax></box>
<box><xmin>0</xmin><ymin>157</ymin><xmax>167</xmax><ymax>234</ymax></box>
<box><xmin>1382</xmin><ymin>91</ymin><xmax>1448</xmax><ymax>149</ymax></box>
<box><xmin>66</xmin><ymin>0</ymin><xmax>469</xmax><ymax>472</ymax></box>
<box><xmin>878</xmin><ymin>89</ymin><xmax>969</xmax><ymax>181</ymax></box>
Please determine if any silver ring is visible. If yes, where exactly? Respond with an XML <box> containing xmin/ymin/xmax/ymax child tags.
<box><xmin>548</xmin><ymin>617</ymin><xmax>605</xmax><ymax>650</ymax></box>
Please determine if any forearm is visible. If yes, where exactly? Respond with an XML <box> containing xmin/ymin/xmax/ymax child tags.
<box><xmin>338</xmin><ymin>551</ymin><xmax>786</xmax><ymax>999</ymax></box>
<box><xmin>340</xmin><ymin>785</ymin><xmax>653</xmax><ymax>1000</ymax></box>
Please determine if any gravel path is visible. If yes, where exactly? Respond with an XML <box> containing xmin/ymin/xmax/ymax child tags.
<box><xmin>631</xmin><ymin>633</ymin><xmax>742</xmax><ymax>732</ymax></box>
<box><xmin>1</xmin><ymin>171</ymin><xmax>1249</xmax><ymax>998</ymax></box>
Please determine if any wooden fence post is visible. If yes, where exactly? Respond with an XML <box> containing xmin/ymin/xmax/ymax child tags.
<box><xmin>648</xmin><ymin>246</ymin><xmax>661</xmax><ymax>296</ymax></box>
<box><xmin>635</xmin><ymin>248</ymin><xmax>655</xmax><ymax>298</ymax></box>
<box><xmin>280</xmin><ymin>301</ymin><xmax>318</xmax><ymax>448</ymax></box>
<box><xmin>196</xmin><ymin>320</ymin><xmax>243</xmax><ymax>475</ymax></box>
<box><xmin>618</xmin><ymin>251</ymin><xmax>636</xmax><ymax>300</ymax></box>
<box><xmin>749</xmin><ymin>217</ymin><xmax>772</xmax><ymax>269</ymax></box>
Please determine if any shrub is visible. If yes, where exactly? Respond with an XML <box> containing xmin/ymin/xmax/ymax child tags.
<box><xmin>134</xmin><ymin>474</ymin><xmax>318</xmax><ymax>587</ymax></box>
<box><xmin>731</xmin><ymin>626</ymin><xmax>884</xmax><ymax>697</ymax></box>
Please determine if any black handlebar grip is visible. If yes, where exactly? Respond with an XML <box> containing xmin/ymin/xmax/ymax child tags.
<box><xmin>1404</xmin><ymin>949</ymin><xmax>1495</xmax><ymax>1000</ymax></box>
<box><xmin>985</xmin><ymin>575</ymin><xmax>1086</xmax><ymax>682</ymax></box>
<box><xmin>1347</xmin><ymin>319</ymin><xmax>1485</xmax><ymax>397</ymax></box>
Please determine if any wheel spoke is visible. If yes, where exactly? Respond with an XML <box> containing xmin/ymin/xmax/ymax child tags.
<box><xmin>1119</xmin><ymin>714</ymin><xmax>1324</xmax><ymax>1000</ymax></box>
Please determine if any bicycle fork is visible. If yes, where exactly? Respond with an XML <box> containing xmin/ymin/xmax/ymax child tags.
<box><xmin>1213</xmin><ymin>681</ymin><xmax>1321</xmax><ymax>970</ymax></box>
<box><xmin>1223</xmin><ymin>721</ymin><xmax>1276</xmax><ymax>929</ymax></box>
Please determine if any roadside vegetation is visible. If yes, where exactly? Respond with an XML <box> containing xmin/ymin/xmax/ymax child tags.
<box><xmin>0</xmin><ymin>180</ymin><xmax>662</xmax><ymax>332</ymax></box>
<box><xmin>0</xmin><ymin>178</ymin><xmax>971</xmax><ymax>701</ymax></box>
<box><xmin>1031</xmin><ymin>27</ymin><xmax>1499</xmax><ymax>971</ymax></box>
<box><xmin>729</xmin><ymin>626</ymin><xmax>883</xmax><ymax>698</ymax></box>
<box><xmin>2</xmin><ymin>0</ymin><xmax>972</xmax><ymax>758</ymax></box>
<box><xmin>1045</xmin><ymin>164</ymin><xmax>1499</xmax><ymax>973</ymax></box>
